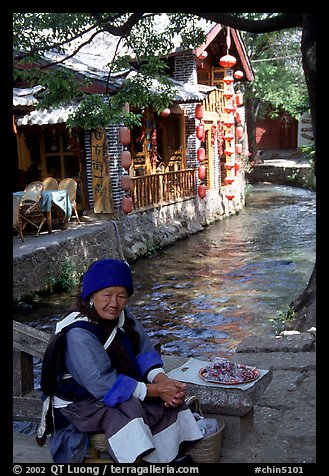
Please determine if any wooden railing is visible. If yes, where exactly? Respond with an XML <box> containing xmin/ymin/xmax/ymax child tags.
<box><xmin>131</xmin><ymin>169</ymin><xmax>196</xmax><ymax>211</ymax></box>
<box><xmin>13</xmin><ymin>320</ymin><xmax>50</xmax><ymax>421</ymax></box>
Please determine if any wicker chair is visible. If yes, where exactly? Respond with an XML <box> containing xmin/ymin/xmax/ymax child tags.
<box><xmin>19</xmin><ymin>181</ymin><xmax>47</xmax><ymax>236</ymax></box>
<box><xmin>42</xmin><ymin>177</ymin><xmax>58</xmax><ymax>190</ymax></box>
<box><xmin>58</xmin><ymin>178</ymin><xmax>80</xmax><ymax>223</ymax></box>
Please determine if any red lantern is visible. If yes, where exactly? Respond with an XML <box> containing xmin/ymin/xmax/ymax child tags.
<box><xmin>120</xmin><ymin>150</ymin><xmax>132</xmax><ymax>169</ymax></box>
<box><xmin>223</xmin><ymin>75</ymin><xmax>234</xmax><ymax>84</ymax></box>
<box><xmin>219</xmin><ymin>54</ymin><xmax>237</xmax><ymax>68</ymax></box>
<box><xmin>198</xmin><ymin>165</ymin><xmax>207</xmax><ymax>180</ymax></box>
<box><xmin>195</xmin><ymin>104</ymin><xmax>204</xmax><ymax>120</ymax></box>
<box><xmin>197</xmin><ymin>147</ymin><xmax>205</xmax><ymax>162</ymax></box>
<box><xmin>121</xmin><ymin>175</ymin><xmax>132</xmax><ymax>191</ymax></box>
<box><xmin>224</xmin><ymin>177</ymin><xmax>235</xmax><ymax>184</ymax></box>
<box><xmin>235</xmin><ymin>143</ymin><xmax>242</xmax><ymax>154</ymax></box>
<box><xmin>234</xmin><ymin>70</ymin><xmax>244</xmax><ymax>80</ymax></box>
<box><xmin>236</xmin><ymin>126</ymin><xmax>244</xmax><ymax>139</ymax></box>
<box><xmin>224</xmin><ymin>162</ymin><xmax>234</xmax><ymax>170</ymax></box>
<box><xmin>198</xmin><ymin>184</ymin><xmax>207</xmax><ymax>199</ymax></box>
<box><xmin>223</xmin><ymin>131</ymin><xmax>234</xmax><ymax>141</ymax></box>
<box><xmin>196</xmin><ymin>123</ymin><xmax>205</xmax><ymax>140</ymax></box>
<box><xmin>225</xmin><ymin>193</ymin><xmax>235</xmax><ymax>200</ymax></box>
<box><xmin>235</xmin><ymin>162</ymin><xmax>241</xmax><ymax>173</ymax></box>
<box><xmin>199</xmin><ymin>51</ymin><xmax>208</xmax><ymax>60</ymax></box>
<box><xmin>235</xmin><ymin>92</ymin><xmax>244</xmax><ymax>106</ymax></box>
<box><xmin>119</xmin><ymin>126</ymin><xmax>130</xmax><ymax>145</ymax></box>
<box><xmin>122</xmin><ymin>196</ymin><xmax>133</xmax><ymax>214</ymax></box>
<box><xmin>235</xmin><ymin>109</ymin><xmax>243</xmax><ymax>123</ymax></box>
<box><xmin>224</xmin><ymin>147</ymin><xmax>234</xmax><ymax>156</ymax></box>
<box><xmin>160</xmin><ymin>108</ymin><xmax>171</xmax><ymax>117</ymax></box>
<box><xmin>223</xmin><ymin>115</ymin><xmax>235</xmax><ymax>127</ymax></box>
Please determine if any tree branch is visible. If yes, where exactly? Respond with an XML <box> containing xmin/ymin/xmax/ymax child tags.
<box><xmin>193</xmin><ymin>13</ymin><xmax>303</xmax><ymax>32</ymax></box>
<box><xmin>91</xmin><ymin>12</ymin><xmax>146</xmax><ymax>37</ymax></box>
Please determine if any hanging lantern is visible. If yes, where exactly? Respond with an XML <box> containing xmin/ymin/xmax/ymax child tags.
<box><xmin>199</xmin><ymin>50</ymin><xmax>208</xmax><ymax>60</ymax></box>
<box><xmin>196</xmin><ymin>123</ymin><xmax>205</xmax><ymax>140</ymax></box>
<box><xmin>122</xmin><ymin>195</ymin><xmax>133</xmax><ymax>214</ymax></box>
<box><xmin>223</xmin><ymin>130</ymin><xmax>234</xmax><ymax>141</ymax></box>
<box><xmin>235</xmin><ymin>92</ymin><xmax>244</xmax><ymax>106</ymax></box>
<box><xmin>235</xmin><ymin>162</ymin><xmax>241</xmax><ymax>173</ymax></box>
<box><xmin>119</xmin><ymin>126</ymin><xmax>130</xmax><ymax>145</ymax></box>
<box><xmin>120</xmin><ymin>150</ymin><xmax>132</xmax><ymax>169</ymax></box>
<box><xmin>121</xmin><ymin>175</ymin><xmax>132</xmax><ymax>191</ymax></box>
<box><xmin>223</xmin><ymin>75</ymin><xmax>234</xmax><ymax>84</ymax></box>
<box><xmin>198</xmin><ymin>184</ymin><xmax>207</xmax><ymax>199</ymax></box>
<box><xmin>195</xmin><ymin>104</ymin><xmax>204</xmax><ymax>120</ymax></box>
<box><xmin>235</xmin><ymin>109</ymin><xmax>243</xmax><ymax>123</ymax></box>
<box><xmin>223</xmin><ymin>89</ymin><xmax>234</xmax><ymax>99</ymax></box>
<box><xmin>235</xmin><ymin>143</ymin><xmax>242</xmax><ymax>154</ymax></box>
<box><xmin>219</xmin><ymin>54</ymin><xmax>236</xmax><ymax>68</ymax></box>
<box><xmin>197</xmin><ymin>147</ymin><xmax>205</xmax><ymax>162</ymax></box>
<box><xmin>234</xmin><ymin>70</ymin><xmax>244</xmax><ymax>80</ymax></box>
<box><xmin>160</xmin><ymin>108</ymin><xmax>171</xmax><ymax>117</ymax></box>
<box><xmin>224</xmin><ymin>147</ymin><xmax>234</xmax><ymax>157</ymax></box>
<box><xmin>223</xmin><ymin>115</ymin><xmax>235</xmax><ymax>127</ymax></box>
<box><xmin>224</xmin><ymin>162</ymin><xmax>235</xmax><ymax>170</ymax></box>
<box><xmin>198</xmin><ymin>165</ymin><xmax>207</xmax><ymax>180</ymax></box>
<box><xmin>236</xmin><ymin>126</ymin><xmax>244</xmax><ymax>139</ymax></box>
<box><xmin>225</xmin><ymin>193</ymin><xmax>235</xmax><ymax>200</ymax></box>
<box><xmin>224</xmin><ymin>177</ymin><xmax>235</xmax><ymax>185</ymax></box>
<box><xmin>224</xmin><ymin>103</ymin><xmax>235</xmax><ymax>114</ymax></box>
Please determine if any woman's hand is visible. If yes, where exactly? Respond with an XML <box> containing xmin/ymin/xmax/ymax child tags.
<box><xmin>146</xmin><ymin>374</ymin><xmax>186</xmax><ymax>407</ymax></box>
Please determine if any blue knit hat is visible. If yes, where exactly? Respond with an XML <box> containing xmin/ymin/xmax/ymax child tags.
<box><xmin>81</xmin><ymin>259</ymin><xmax>134</xmax><ymax>299</ymax></box>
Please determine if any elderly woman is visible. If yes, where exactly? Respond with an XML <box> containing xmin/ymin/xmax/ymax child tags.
<box><xmin>44</xmin><ymin>258</ymin><xmax>202</xmax><ymax>464</ymax></box>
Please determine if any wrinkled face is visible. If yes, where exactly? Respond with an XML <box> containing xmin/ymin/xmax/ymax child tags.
<box><xmin>91</xmin><ymin>286</ymin><xmax>128</xmax><ymax>320</ymax></box>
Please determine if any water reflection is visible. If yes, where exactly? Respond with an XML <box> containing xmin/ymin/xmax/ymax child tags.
<box><xmin>14</xmin><ymin>184</ymin><xmax>316</xmax><ymax>361</ymax></box>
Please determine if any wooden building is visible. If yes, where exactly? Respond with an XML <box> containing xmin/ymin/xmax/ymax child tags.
<box><xmin>13</xmin><ymin>21</ymin><xmax>253</xmax><ymax>219</ymax></box>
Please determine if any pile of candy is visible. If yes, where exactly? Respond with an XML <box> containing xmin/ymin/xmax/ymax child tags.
<box><xmin>201</xmin><ymin>357</ymin><xmax>259</xmax><ymax>384</ymax></box>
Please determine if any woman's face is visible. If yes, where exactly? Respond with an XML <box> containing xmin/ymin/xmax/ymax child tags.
<box><xmin>91</xmin><ymin>286</ymin><xmax>128</xmax><ymax>320</ymax></box>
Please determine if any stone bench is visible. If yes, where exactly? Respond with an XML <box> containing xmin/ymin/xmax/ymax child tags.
<box><xmin>162</xmin><ymin>355</ymin><xmax>272</xmax><ymax>448</ymax></box>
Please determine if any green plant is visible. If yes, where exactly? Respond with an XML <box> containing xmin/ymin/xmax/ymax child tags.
<box><xmin>268</xmin><ymin>306</ymin><xmax>296</xmax><ymax>335</ymax></box>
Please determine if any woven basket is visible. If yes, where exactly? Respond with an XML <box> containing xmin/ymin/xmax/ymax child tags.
<box><xmin>186</xmin><ymin>396</ymin><xmax>225</xmax><ymax>464</ymax></box>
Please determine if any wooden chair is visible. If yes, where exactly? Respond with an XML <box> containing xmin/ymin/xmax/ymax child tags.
<box><xmin>58</xmin><ymin>178</ymin><xmax>80</xmax><ymax>223</ymax></box>
<box><xmin>42</xmin><ymin>177</ymin><xmax>58</xmax><ymax>190</ymax></box>
<box><xmin>13</xmin><ymin>195</ymin><xmax>24</xmax><ymax>241</ymax></box>
<box><xmin>19</xmin><ymin>181</ymin><xmax>47</xmax><ymax>236</ymax></box>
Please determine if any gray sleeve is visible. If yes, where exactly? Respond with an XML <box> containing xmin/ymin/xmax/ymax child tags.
<box><xmin>64</xmin><ymin>328</ymin><xmax>118</xmax><ymax>399</ymax></box>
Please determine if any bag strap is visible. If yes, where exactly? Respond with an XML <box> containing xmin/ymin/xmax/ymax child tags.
<box><xmin>185</xmin><ymin>395</ymin><xmax>203</xmax><ymax>417</ymax></box>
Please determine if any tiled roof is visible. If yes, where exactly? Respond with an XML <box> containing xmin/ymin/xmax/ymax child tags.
<box><xmin>13</xmin><ymin>86</ymin><xmax>44</xmax><ymax>106</ymax></box>
<box><xmin>15</xmin><ymin>103</ymin><xmax>79</xmax><ymax>126</ymax></box>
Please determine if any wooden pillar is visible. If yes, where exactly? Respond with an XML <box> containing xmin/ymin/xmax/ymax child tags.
<box><xmin>13</xmin><ymin>350</ymin><xmax>34</xmax><ymax>397</ymax></box>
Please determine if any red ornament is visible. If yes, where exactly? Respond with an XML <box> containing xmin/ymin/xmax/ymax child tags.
<box><xmin>195</xmin><ymin>104</ymin><xmax>204</xmax><ymax>120</ymax></box>
<box><xmin>234</xmin><ymin>70</ymin><xmax>244</xmax><ymax>79</ymax></box>
<box><xmin>119</xmin><ymin>127</ymin><xmax>130</xmax><ymax>145</ymax></box>
<box><xmin>224</xmin><ymin>177</ymin><xmax>235</xmax><ymax>184</ymax></box>
<box><xmin>223</xmin><ymin>75</ymin><xmax>234</xmax><ymax>84</ymax></box>
<box><xmin>235</xmin><ymin>92</ymin><xmax>244</xmax><ymax>106</ymax></box>
<box><xmin>121</xmin><ymin>175</ymin><xmax>132</xmax><ymax>191</ymax></box>
<box><xmin>219</xmin><ymin>54</ymin><xmax>237</xmax><ymax>68</ymax></box>
<box><xmin>235</xmin><ymin>143</ymin><xmax>242</xmax><ymax>154</ymax></box>
<box><xmin>197</xmin><ymin>147</ymin><xmax>205</xmax><ymax>162</ymax></box>
<box><xmin>199</xmin><ymin>51</ymin><xmax>208</xmax><ymax>60</ymax></box>
<box><xmin>198</xmin><ymin>165</ymin><xmax>207</xmax><ymax>180</ymax></box>
<box><xmin>225</xmin><ymin>193</ymin><xmax>235</xmax><ymax>200</ymax></box>
<box><xmin>196</xmin><ymin>123</ymin><xmax>205</xmax><ymax>141</ymax></box>
<box><xmin>236</xmin><ymin>126</ymin><xmax>244</xmax><ymax>139</ymax></box>
<box><xmin>235</xmin><ymin>109</ymin><xmax>243</xmax><ymax>123</ymax></box>
<box><xmin>224</xmin><ymin>147</ymin><xmax>234</xmax><ymax>156</ymax></box>
<box><xmin>122</xmin><ymin>196</ymin><xmax>133</xmax><ymax>214</ymax></box>
<box><xmin>160</xmin><ymin>108</ymin><xmax>171</xmax><ymax>117</ymax></box>
<box><xmin>120</xmin><ymin>150</ymin><xmax>132</xmax><ymax>169</ymax></box>
<box><xmin>224</xmin><ymin>163</ymin><xmax>235</xmax><ymax>170</ymax></box>
<box><xmin>198</xmin><ymin>184</ymin><xmax>207</xmax><ymax>199</ymax></box>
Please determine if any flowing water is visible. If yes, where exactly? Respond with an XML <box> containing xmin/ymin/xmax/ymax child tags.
<box><xmin>15</xmin><ymin>183</ymin><xmax>316</xmax><ymax>364</ymax></box>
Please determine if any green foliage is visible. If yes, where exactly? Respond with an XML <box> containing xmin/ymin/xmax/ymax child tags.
<box><xmin>268</xmin><ymin>307</ymin><xmax>296</xmax><ymax>335</ymax></box>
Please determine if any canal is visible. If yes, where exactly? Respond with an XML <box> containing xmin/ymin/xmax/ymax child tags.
<box><xmin>14</xmin><ymin>183</ymin><xmax>316</xmax><ymax>362</ymax></box>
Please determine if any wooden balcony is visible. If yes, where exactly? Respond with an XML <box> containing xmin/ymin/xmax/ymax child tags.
<box><xmin>131</xmin><ymin>169</ymin><xmax>196</xmax><ymax>211</ymax></box>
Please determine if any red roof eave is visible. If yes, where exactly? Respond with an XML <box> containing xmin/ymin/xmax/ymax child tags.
<box><xmin>231</xmin><ymin>29</ymin><xmax>254</xmax><ymax>81</ymax></box>
<box><xmin>193</xmin><ymin>23</ymin><xmax>223</xmax><ymax>58</ymax></box>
